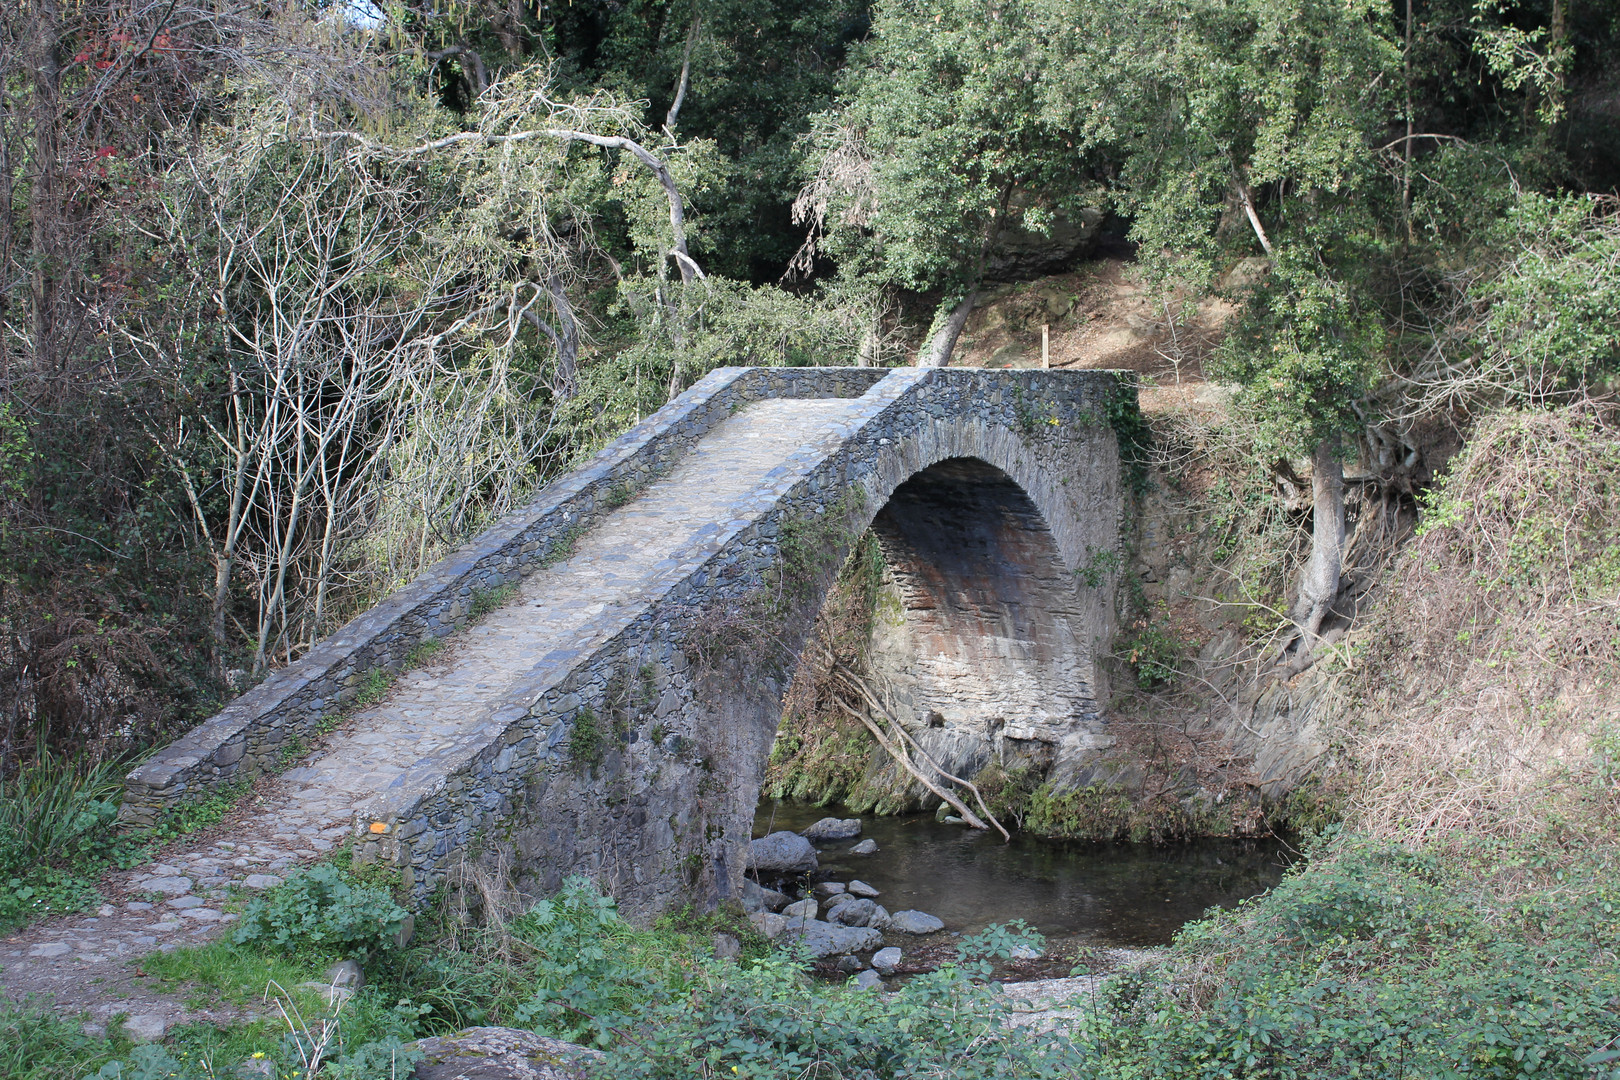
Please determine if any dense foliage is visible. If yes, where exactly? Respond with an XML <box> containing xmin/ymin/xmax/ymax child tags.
<box><xmin>1</xmin><ymin>841</ymin><xmax>1606</xmax><ymax>1078</ymax></box>
<box><xmin>1087</xmin><ymin>835</ymin><xmax>1620</xmax><ymax>1079</ymax></box>
<box><xmin>2</xmin><ymin>0</ymin><xmax>1615</xmax><ymax>767</ymax></box>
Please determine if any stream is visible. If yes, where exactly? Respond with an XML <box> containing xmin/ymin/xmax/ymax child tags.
<box><xmin>753</xmin><ymin>798</ymin><xmax>1297</xmax><ymax>949</ymax></box>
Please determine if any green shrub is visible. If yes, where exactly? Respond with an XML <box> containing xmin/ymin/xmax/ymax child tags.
<box><xmin>0</xmin><ymin>750</ymin><xmax>128</xmax><ymax>929</ymax></box>
<box><xmin>1117</xmin><ymin>611</ymin><xmax>1183</xmax><ymax>689</ymax></box>
<box><xmin>232</xmin><ymin>864</ymin><xmax>410</xmax><ymax>958</ymax></box>
<box><xmin>510</xmin><ymin>877</ymin><xmax>663</xmax><ymax>1048</ymax></box>
<box><xmin>0</xmin><ymin>750</ymin><xmax>124</xmax><ymax>868</ymax></box>
<box><xmin>1083</xmin><ymin>834</ymin><xmax>1620</xmax><ymax>1079</ymax></box>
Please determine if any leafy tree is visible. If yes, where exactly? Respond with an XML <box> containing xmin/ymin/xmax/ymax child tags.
<box><xmin>798</xmin><ymin>0</ymin><xmax>1100</xmax><ymax>364</ymax></box>
<box><xmin>529</xmin><ymin>0</ymin><xmax>869</xmax><ymax>280</ymax></box>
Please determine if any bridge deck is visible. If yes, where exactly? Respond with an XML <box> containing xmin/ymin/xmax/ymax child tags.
<box><xmin>165</xmin><ymin>396</ymin><xmax>865</xmax><ymax>885</ymax></box>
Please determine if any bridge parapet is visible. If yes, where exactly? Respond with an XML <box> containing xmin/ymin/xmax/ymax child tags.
<box><xmin>120</xmin><ymin>366</ymin><xmax>887</xmax><ymax>826</ymax></box>
<box><xmin>347</xmin><ymin>367</ymin><xmax>1132</xmax><ymax>914</ymax></box>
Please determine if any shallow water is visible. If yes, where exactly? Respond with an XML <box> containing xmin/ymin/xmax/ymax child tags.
<box><xmin>753</xmin><ymin>798</ymin><xmax>1296</xmax><ymax>947</ymax></box>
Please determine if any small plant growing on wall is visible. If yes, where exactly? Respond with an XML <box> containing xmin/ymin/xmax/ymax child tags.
<box><xmin>568</xmin><ymin>707</ymin><xmax>607</xmax><ymax>773</ymax></box>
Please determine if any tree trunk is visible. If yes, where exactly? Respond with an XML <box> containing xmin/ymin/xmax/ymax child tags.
<box><xmin>1290</xmin><ymin>437</ymin><xmax>1346</xmax><ymax>642</ymax></box>
<box><xmin>546</xmin><ymin>275</ymin><xmax>580</xmax><ymax>397</ymax></box>
<box><xmin>27</xmin><ymin>0</ymin><xmax>61</xmax><ymax>374</ymax></box>
<box><xmin>665</xmin><ymin>6</ymin><xmax>700</xmax><ymax>130</ymax></box>
<box><xmin>917</xmin><ymin>288</ymin><xmax>978</xmax><ymax>367</ymax></box>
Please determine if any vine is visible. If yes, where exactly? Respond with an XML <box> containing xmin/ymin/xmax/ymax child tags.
<box><xmin>1105</xmin><ymin>379</ymin><xmax>1152</xmax><ymax>495</ymax></box>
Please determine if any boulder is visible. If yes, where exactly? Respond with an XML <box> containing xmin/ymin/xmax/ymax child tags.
<box><xmin>801</xmin><ymin>818</ymin><xmax>862</xmax><ymax>843</ymax></box>
<box><xmin>782</xmin><ymin>898</ymin><xmax>818</xmax><ymax>920</ymax></box>
<box><xmin>871</xmin><ymin>946</ymin><xmax>902</xmax><ymax>975</ymax></box>
<box><xmin>742</xmin><ymin>878</ymin><xmax>791</xmax><ymax>913</ymax></box>
<box><xmin>747</xmin><ymin>831</ymin><xmax>818</xmax><ymax>874</ymax></box>
<box><xmin>870</xmin><ymin>904</ymin><xmax>892</xmax><ymax>930</ymax></box>
<box><xmin>748</xmin><ymin>911</ymin><xmax>787</xmax><ymax>940</ymax></box>
<box><xmin>852</xmin><ymin>969</ymin><xmax>883</xmax><ymax>990</ymax></box>
<box><xmin>823</xmin><ymin>892</ymin><xmax>855</xmax><ymax>913</ymax></box>
<box><xmin>889</xmin><ymin>910</ymin><xmax>945</xmax><ymax>935</ymax></box>
<box><xmin>782</xmin><ymin>918</ymin><xmax>883</xmax><ymax>958</ymax></box>
<box><xmin>849</xmin><ymin>839</ymin><xmax>878</xmax><ymax>855</ymax></box>
<box><xmin>812</xmin><ymin>881</ymin><xmax>848</xmax><ymax>900</ymax></box>
<box><xmin>409</xmin><ymin>1027</ymin><xmax>601</xmax><ymax>1080</ymax></box>
<box><xmin>847</xmin><ymin>880</ymin><xmax>879</xmax><ymax>898</ymax></box>
<box><xmin>1219</xmin><ymin>256</ymin><xmax>1272</xmax><ymax>293</ymax></box>
<box><xmin>122</xmin><ymin>1014</ymin><xmax>170</xmax><ymax>1042</ymax></box>
<box><xmin>323</xmin><ymin>959</ymin><xmax>364</xmax><ymax>991</ymax></box>
<box><xmin>826</xmin><ymin>898</ymin><xmax>879</xmax><ymax>928</ymax></box>
<box><xmin>983</xmin><ymin>205</ymin><xmax>1105</xmax><ymax>279</ymax></box>
<box><xmin>712</xmin><ymin>933</ymin><xmax>741</xmax><ymax>961</ymax></box>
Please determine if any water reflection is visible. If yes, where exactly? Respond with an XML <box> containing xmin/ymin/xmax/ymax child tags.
<box><xmin>754</xmin><ymin>798</ymin><xmax>1296</xmax><ymax>947</ymax></box>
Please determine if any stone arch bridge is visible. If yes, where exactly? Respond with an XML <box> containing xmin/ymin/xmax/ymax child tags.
<box><xmin>123</xmin><ymin>367</ymin><xmax>1131</xmax><ymax>917</ymax></box>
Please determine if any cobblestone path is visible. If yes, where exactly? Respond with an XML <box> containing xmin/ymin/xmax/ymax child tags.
<box><xmin>0</xmin><ymin>397</ymin><xmax>863</xmax><ymax>1036</ymax></box>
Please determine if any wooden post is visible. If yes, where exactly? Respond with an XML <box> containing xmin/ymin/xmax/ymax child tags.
<box><xmin>1041</xmin><ymin>323</ymin><xmax>1050</xmax><ymax>368</ymax></box>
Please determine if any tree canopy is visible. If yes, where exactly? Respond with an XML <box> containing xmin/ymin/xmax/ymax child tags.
<box><xmin>0</xmin><ymin>0</ymin><xmax>1615</xmax><ymax>755</ymax></box>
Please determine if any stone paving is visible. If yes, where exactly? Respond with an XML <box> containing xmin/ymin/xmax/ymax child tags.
<box><xmin>0</xmin><ymin>397</ymin><xmax>864</xmax><ymax>1034</ymax></box>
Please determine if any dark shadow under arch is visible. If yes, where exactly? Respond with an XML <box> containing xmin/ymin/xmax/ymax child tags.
<box><xmin>771</xmin><ymin>456</ymin><xmax>1107</xmax><ymax>815</ymax></box>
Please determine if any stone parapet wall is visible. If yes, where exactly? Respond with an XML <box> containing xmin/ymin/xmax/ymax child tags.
<box><xmin>349</xmin><ymin>368</ymin><xmax>1132</xmax><ymax>916</ymax></box>
<box><xmin>119</xmin><ymin>366</ymin><xmax>888</xmax><ymax>826</ymax></box>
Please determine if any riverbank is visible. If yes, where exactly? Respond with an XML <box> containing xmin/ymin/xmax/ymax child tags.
<box><xmin>6</xmin><ymin>824</ymin><xmax>1615</xmax><ymax>1079</ymax></box>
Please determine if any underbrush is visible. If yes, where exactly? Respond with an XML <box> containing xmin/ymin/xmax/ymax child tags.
<box><xmin>9</xmin><ymin>833</ymin><xmax>1617</xmax><ymax>1078</ymax></box>
<box><xmin>1342</xmin><ymin>407</ymin><xmax>1620</xmax><ymax>842</ymax></box>
<box><xmin>61</xmin><ymin>863</ymin><xmax>1070</xmax><ymax>1080</ymax></box>
<box><xmin>1086</xmin><ymin>831</ymin><xmax>1620</xmax><ymax>1079</ymax></box>
<box><xmin>0</xmin><ymin>750</ymin><xmax>133</xmax><ymax>930</ymax></box>
<box><xmin>0</xmin><ymin>748</ymin><xmax>259</xmax><ymax>932</ymax></box>
<box><xmin>0</xmin><ymin>1008</ymin><xmax>130</xmax><ymax>1080</ymax></box>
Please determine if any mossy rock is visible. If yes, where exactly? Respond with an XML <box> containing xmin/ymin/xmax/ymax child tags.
<box><xmin>409</xmin><ymin>1026</ymin><xmax>602</xmax><ymax>1080</ymax></box>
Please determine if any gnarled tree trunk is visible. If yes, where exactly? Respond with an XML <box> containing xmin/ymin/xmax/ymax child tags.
<box><xmin>1290</xmin><ymin>437</ymin><xmax>1346</xmax><ymax>642</ymax></box>
<box><xmin>916</xmin><ymin>288</ymin><xmax>978</xmax><ymax>367</ymax></box>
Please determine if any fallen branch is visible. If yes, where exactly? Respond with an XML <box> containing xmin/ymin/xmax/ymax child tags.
<box><xmin>829</xmin><ymin>697</ymin><xmax>992</xmax><ymax>833</ymax></box>
<box><xmin>818</xmin><ymin>649</ymin><xmax>1010</xmax><ymax>840</ymax></box>
<box><xmin>829</xmin><ymin>663</ymin><xmax>1010</xmax><ymax>841</ymax></box>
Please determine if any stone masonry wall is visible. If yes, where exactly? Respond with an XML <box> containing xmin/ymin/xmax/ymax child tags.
<box><xmin>854</xmin><ymin>457</ymin><xmax>1114</xmax><ymax>809</ymax></box>
<box><xmin>349</xmin><ymin>368</ymin><xmax>1132</xmax><ymax>918</ymax></box>
<box><xmin>120</xmin><ymin>366</ymin><xmax>888</xmax><ymax>826</ymax></box>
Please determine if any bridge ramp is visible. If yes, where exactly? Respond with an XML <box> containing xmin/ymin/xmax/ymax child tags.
<box><xmin>118</xmin><ymin>366</ymin><xmax>1130</xmax><ymax>916</ymax></box>
<box><xmin>217</xmin><ymin>397</ymin><xmax>868</xmax><ymax>849</ymax></box>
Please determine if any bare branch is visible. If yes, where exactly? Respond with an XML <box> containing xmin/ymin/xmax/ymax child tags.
<box><xmin>665</xmin><ymin>5</ymin><xmax>700</xmax><ymax>130</ymax></box>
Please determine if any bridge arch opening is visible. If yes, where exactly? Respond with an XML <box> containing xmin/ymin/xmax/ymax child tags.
<box><xmin>771</xmin><ymin>455</ymin><xmax>1109</xmax><ymax>816</ymax></box>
